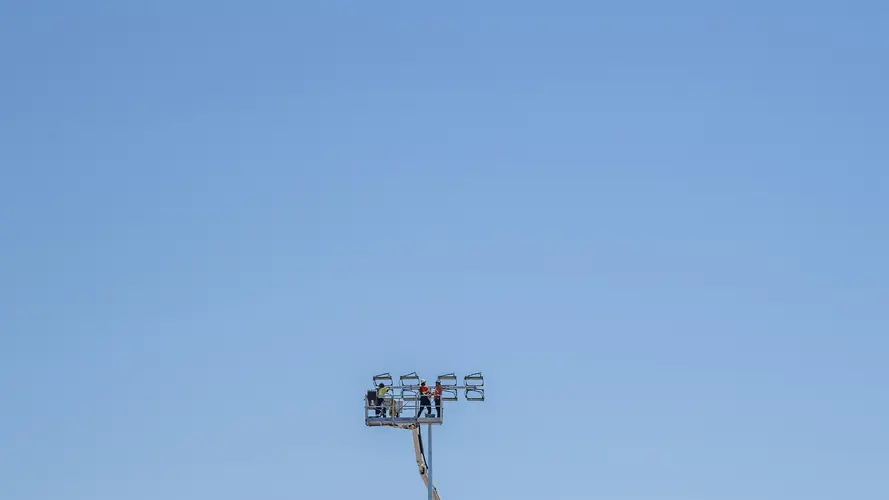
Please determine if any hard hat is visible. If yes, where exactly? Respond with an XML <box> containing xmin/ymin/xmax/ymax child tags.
<box><xmin>421</xmin><ymin>379</ymin><xmax>426</xmax><ymax>384</ymax></box>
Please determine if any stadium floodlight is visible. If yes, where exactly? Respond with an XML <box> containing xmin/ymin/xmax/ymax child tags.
<box><xmin>463</xmin><ymin>372</ymin><xmax>484</xmax><ymax>386</ymax></box>
<box><xmin>400</xmin><ymin>371</ymin><xmax>421</xmax><ymax>386</ymax></box>
<box><xmin>440</xmin><ymin>390</ymin><xmax>459</xmax><ymax>402</ymax></box>
<box><xmin>464</xmin><ymin>387</ymin><xmax>485</xmax><ymax>401</ymax></box>
<box><xmin>373</xmin><ymin>373</ymin><xmax>393</xmax><ymax>386</ymax></box>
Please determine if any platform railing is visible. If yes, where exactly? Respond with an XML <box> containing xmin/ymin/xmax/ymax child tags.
<box><xmin>364</xmin><ymin>394</ymin><xmax>444</xmax><ymax>421</ymax></box>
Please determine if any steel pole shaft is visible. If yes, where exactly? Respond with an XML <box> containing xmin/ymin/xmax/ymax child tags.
<box><xmin>427</xmin><ymin>423</ymin><xmax>433</xmax><ymax>500</ymax></box>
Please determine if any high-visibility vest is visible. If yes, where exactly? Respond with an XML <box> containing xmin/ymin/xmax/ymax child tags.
<box><xmin>377</xmin><ymin>387</ymin><xmax>389</xmax><ymax>398</ymax></box>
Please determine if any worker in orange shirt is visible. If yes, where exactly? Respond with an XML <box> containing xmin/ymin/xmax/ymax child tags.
<box><xmin>433</xmin><ymin>380</ymin><xmax>444</xmax><ymax>418</ymax></box>
<box><xmin>418</xmin><ymin>380</ymin><xmax>433</xmax><ymax>418</ymax></box>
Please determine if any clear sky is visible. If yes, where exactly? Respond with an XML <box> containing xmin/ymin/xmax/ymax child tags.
<box><xmin>1</xmin><ymin>1</ymin><xmax>887</xmax><ymax>499</ymax></box>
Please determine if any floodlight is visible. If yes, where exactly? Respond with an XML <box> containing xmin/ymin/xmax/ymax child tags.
<box><xmin>463</xmin><ymin>372</ymin><xmax>484</xmax><ymax>387</ymax></box>
<box><xmin>436</xmin><ymin>373</ymin><xmax>458</xmax><ymax>387</ymax></box>
<box><xmin>373</xmin><ymin>373</ymin><xmax>393</xmax><ymax>386</ymax></box>
<box><xmin>440</xmin><ymin>388</ymin><xmax>458</xmax><ymax>401</ymax></box>
<box><xmin>400</xmin><ymin>372</ymin><xmax>420</xmax><ymax>386</ymax></box>
<box><xmin>464</xmin><ymin>387</ymin><xmax>485</xmax><ymax>401</ymax></box>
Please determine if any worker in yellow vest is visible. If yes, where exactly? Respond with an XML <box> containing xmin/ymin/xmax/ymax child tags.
<box><xmin>376</xmin><ymin>383</ymin><xmax>390</xmax><ymax>416</ymax></box>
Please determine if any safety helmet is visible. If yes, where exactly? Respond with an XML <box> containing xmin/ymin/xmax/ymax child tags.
<box><xmin>421</xmin><ymin>379</ymin><xmax>426</xmax><ymax>384</ymax></box>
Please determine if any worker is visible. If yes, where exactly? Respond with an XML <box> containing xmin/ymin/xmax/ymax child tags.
<box><xmin>433</xmin><ymin>380</ymin><xmax>443</xmax><ymax>418</ymax></box>
<box><xmin>418</xmin><ymin>380</ymin><xmax>433</xmax><ymax>418</ymax></box>
<box><xmin>376</xmin><ymin>383</ymin><xmax>390</xmax><ymax>417</ymax></box>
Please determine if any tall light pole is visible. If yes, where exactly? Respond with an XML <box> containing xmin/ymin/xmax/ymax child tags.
<box><xmin>364</xmin><ymin>372</ymin><xmax>486</xmax><ymax>500</ymax></box>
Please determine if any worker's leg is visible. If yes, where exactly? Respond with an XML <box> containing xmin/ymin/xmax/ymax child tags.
<box><xmin>435</xmin><ymin>398</ymin><xmax>441</xmax><ymax>418</ymax></box>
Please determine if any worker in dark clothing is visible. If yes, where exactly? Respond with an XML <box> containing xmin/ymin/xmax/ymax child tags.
<box><xmin>418</xmin><ymin>380</ymin><xmax>433</xmax><ymax>418</ymax></box>
<box><xmin>433</xmin><ymin>381</ymin><xmax>443</xmax><ymax>418</ymax></box>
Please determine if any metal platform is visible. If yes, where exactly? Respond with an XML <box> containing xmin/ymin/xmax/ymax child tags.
<box><xmin>364</xmin><ymin>380</ymin><xmax>446</xmax><ymax>427</ymax></box>
<box><xmin>366</xmin><ymin>416</ymin><xmax>443</xmax><ymax>428</ymax></box>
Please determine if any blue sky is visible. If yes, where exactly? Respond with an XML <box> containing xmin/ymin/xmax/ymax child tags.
<box><xmin>1</xmin><ymin>1</ymin><xmax>887</xmax><ymax>499</ymax></box>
